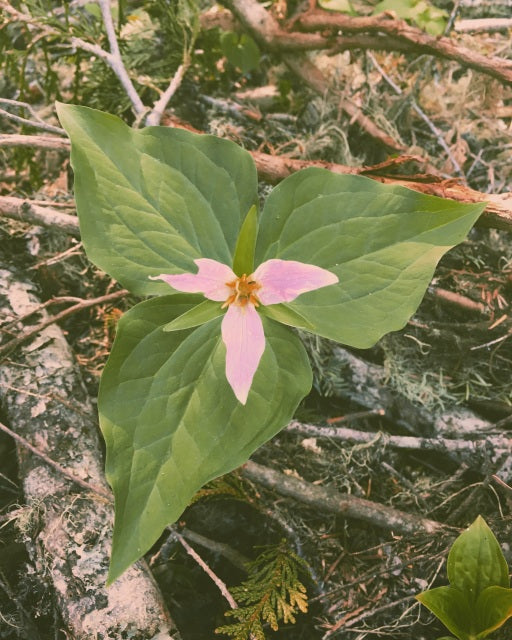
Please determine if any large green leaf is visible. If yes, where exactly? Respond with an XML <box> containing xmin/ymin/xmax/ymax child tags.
<box><xmin>475</xmin><ymin>586</ymin><xmax>512</xmax><ymax>638</ymax></box>
<box><xmin>255</xmin><ymin>169</ymin><xmax>486</xmax><ymax>348</ymax></box>
<box><xmin>99</xmin><ymin>295</ymin><xmax>312</xmax><ymax>582</ymax></box>
<box><xmin>56</xmin><ymin>103</ymin><xmax>258</xmax><ymax>296</ymax></box>
<box><xmin>416</xmin><ymin>586</ymin><xmax>473</xmax><ymax>640</ymax></box>
<box><xmin>447</xmin><ymin>516</ymin><xmax>509</xmax><ymax>605</ymax></box>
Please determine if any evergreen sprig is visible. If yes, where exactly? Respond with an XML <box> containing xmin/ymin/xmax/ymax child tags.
<box><xmin>215</xmin><ymin>540</ymin><xmax>310</xmax><ymax>640</ymax></box>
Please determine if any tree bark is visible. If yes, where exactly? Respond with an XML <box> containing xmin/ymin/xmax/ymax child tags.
<box><xmin>0</xmin><ymin>268</ymin><xmax>181</xmax><ymax>640</ymax></box>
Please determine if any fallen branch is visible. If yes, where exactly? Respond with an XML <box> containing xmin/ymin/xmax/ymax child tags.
<box><xmin>454</xmin><ymin>18</ymin><xmax>512</xmax><ymax>33</ymax></box>
<box><xmin>242</xmin><ymin>461</ymin><xmax>446</xmax><ymax>536</ymax></box>
<box><xmin>0</xmin><ymin>195</ymin><xmax>79</xmax><ymax>236</ymax></box>
<box><xmin>0</xmin><ymin>133</ymin><xmax>71</xmax><ymax>150</ymax></box>
<box><xmin>4</xmin><ymin>132</ymin><xmax>512</xmax><ymax>231</ymax></box>
<box><xmin>286</xmin><ymin>420</ymin><xmax>511</xmax><ymax>460</ymax></box>
<box><xmin>5</xmin><ymin>128</ymin><xmax>512</xmax><ymax>231</ymax></box>
<box><xmin>297</xmin><ymin>10</ymin><xmax>512</xmax><ymax>86</ymax></box>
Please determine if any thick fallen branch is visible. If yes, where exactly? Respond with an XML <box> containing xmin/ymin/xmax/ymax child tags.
<box><xmin>242</xmin><ymin>461</ymin><xmax>446</xmax><ymax>536</ymax></box>
<box><xmin>0</xmin><ymin>269</ymin><xmax>181</xmax><ymax>639</ymax></box>
<box><xmin>3</xmin><ymin>136</ymin><xmax>512</xmax><ymax>232</ymax></box>
<box><xmin>0</xmin><ymin>195</ymin><xmax>79</xmax><ymax>236</ymax></box>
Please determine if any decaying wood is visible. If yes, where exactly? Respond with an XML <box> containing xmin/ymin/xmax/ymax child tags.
<box><xmin>0</xmin><ymin>268</ymin><xmax>181</xmax><ymax>640</ymax></box>
<box><xmin>242</xmin><ymin>461</ymin><xmax>446</xmax><ymax>536</ymax></box>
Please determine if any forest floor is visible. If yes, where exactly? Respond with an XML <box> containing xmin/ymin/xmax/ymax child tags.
<box><xmin>1</xmin><ymin>1</ymin><xmax>512</xmax><ymax>639</ymax></box>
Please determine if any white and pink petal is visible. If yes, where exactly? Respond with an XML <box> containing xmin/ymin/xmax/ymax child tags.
<box><xmin>221</xmin><ymin>303</ymin><xmax>265</xmax><ymax>405</ymax></box>
<box><xmin>252</xmin><ymin>259</ymin><xmax>338</xmax><ymax>305</ymax></box>
<box><xmin>150</xmin><ymin>258</ymin><xmax>236</xmax><ymax>302</ymax></box>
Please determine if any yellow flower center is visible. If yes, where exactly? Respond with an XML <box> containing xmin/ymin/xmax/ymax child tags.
<box><xmin>223</xmin><ymin>274</ymin><xmax>261</xmax><ymax>308</ymax></box>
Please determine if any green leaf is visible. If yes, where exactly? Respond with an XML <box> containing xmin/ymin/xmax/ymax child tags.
<box><xmin>220</xmin><ymin>31</ymin><xmax>260</xmax><ymax>74</ymax></box>
<box><xmin>475</xmin><ymin>586</ymin><xmax>512</xmax><ymax>638</ymax></box>
<box><xmin>56</xmin><ymin>103</ymin><xmax>258</xmax><ymax>296</ymax></box>
<box><xmin>233</xmin><ymin>204</ymin><xmax>259</xmax><ymax>276</ymax></box>
<box><xmin>416</xmin><ymin>586</ymin><xmax>473</xmax><ymax>640</ymax></box>
<box><xmin>99</xmin><ymin>295</ymin><xmax>312</xmax><ymax>582</ymax></box>
<box><xmin>163</xmin><ymin>299</ymin><xmax>223</xmax><ymax>331</ymax></box>
<box><xmin>255</xmin><ymin>169</ymin><xmax>485</xmax><ymax>348</ymax></box>
<box><xmin>258</xmin><ymin>303</ymin><xmax>315</xmax><ymax>331</ymax></box>
<box><xmin>447</xmin><ymin>516</ymin><xmax>509</xmax><ymax>605</ymax></box>
<box><xmin>318</xmin><ymin>0</ymin><xmax>354</xmax><ymax>13</ymax></box>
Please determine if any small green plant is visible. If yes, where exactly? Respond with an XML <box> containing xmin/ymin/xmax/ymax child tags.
<box><xmin>372</xmin><ymin>0</ymin><xmax>448</xmax><ymax>35</ymax></box>
<box><xmin>220</xmin><ymin>31</ymin><xmax>261</xmax><ymax>74</ymax></box>
<box><xmin>417</xmin><ymin>516</ymin><xmax>512</xmax><ymax>639</ymax></box>
<box><xmin>215</xmin><ymin>541</ymin><xmax>310</xmax><ymax>640</ymax></box>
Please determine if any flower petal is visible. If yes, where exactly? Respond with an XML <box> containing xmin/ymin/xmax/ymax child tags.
<box><xmin>149</xmin><ymin>259</ymin><xmax>236</xmax><ymax>301</ymax></box>
<box><xmin>252</xmin><ymin>259</ymin><xmax>338</xmax><ymax>305</ymax></box>
<box><xmin>221</xmin><ymin>303</ymin><xmax>265</xmax><ymax>404</ymax></box>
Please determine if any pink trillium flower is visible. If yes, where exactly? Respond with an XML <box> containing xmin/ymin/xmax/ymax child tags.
<box><xmin>150</xmin><ymin>259</ymin><xmax>338</xmax><ymax>404</ymax></box>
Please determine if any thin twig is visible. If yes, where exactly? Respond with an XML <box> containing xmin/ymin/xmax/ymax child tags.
<box><xmin>0</xmin><ymin>108</ymin><xmax>65</xmax><ymax>136</ymax></box>
<box><xmin>180</xmin><ymin>528</ymin><xmax>250</xmax><ymax>571</ymax></box>
<box><xmin>146</xmin><ymin>62</ymin><xmax>189</xmax><ymax>126</ymax></box>
<box><xmin>0</xmin><ymin>289</ymin><xmax>129</xmax><ymax>361</ymax></box>
<box><xmin>170</xmin><ymin>529</ymin><xmax>238</xmax><ymax>609</ymax></box>
<box><xmin>0</xmin><ymin>421</ymin><xmax>111</xmax><ymax>500</ymax></box>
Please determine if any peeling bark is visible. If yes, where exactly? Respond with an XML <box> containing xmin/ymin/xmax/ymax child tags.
<box><xmin>0</xmin><ymin>268</ymin><xmax>181</xmax><ymax>640</ymax></box>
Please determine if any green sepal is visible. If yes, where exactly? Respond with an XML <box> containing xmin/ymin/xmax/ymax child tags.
<box><xmin>258</xmin><ymin>303</ymin><xmax>315</xmax><ymax>331</ymax></box>
<box><xmin>163</xmin><ymin>299</ymin><xmax>224</xmax><ymax>332</ymax></box>
<box><xmin>233</xmin><ymin>204</ymin><xmax>258</xmax><ymax>276</ymax></box>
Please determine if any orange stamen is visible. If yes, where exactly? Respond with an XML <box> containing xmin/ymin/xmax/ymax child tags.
<box><xmin>224</xmin><ymin>274</ymin><xmax>261</xmax><ymax>308</ymax></box>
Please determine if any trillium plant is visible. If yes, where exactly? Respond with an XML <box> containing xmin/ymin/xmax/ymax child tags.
<box><xmin>56</xmin><ymin>103</ymin><xmax>486</xmax><ymax>583</ymax></box>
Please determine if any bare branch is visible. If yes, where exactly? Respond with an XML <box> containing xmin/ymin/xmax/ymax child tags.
<box><xmin>286</xmin><ymin>420</ymin><xmax>512</xmax><ymax>459</ymax></box>
<box><xmin>297</xmin><ymin>10</ymin><xmax>512</xmax><ymax>86</ymax></box>
<box><xmin>170</xmin><ymin>529</ymin><xmax>238</xmax><ymax>609</ymax></box>
<box><xmin>146</xmin><ymin>62</ymin><xmax>189</xmax><ymax>126</ymax></box>
<box><xmin>0</xmin><ymin>195</ymin><xmax>79</xmax><ymax>236</ymax></box>
<box><xmin>0</xmin><ymin>133</ymin><xmax>70</xmax><ymax>150</ymax></box>
<box><xmin>0</xmin><ymin>98</ymin><xmax>66</xmax><ymax>135</ymax></box>
<box><xmin>242</xmin><ymin>461</ymin><xmax>447</xmax><ymax>536</ymax></box>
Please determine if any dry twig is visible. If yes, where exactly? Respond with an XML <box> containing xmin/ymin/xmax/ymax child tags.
<box><xmin>0</xmin><ymin>289</ymin><xmax>129</xmax><ymax>361</ymax></box>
